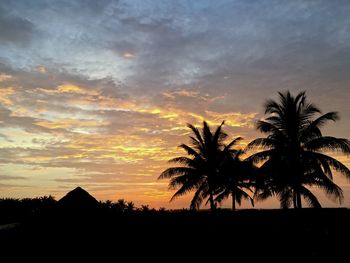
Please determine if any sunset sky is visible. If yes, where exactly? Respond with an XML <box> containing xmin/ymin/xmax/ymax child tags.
<box><xmin>0</xmin><ymin>0</ymin><xmax>349</xmax><ymax>209</ymax></box>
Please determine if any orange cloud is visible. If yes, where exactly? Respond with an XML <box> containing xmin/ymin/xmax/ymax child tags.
<box><xmin>162</xmin><ymin>89</ymin><xmax>224</xmax><ymax>102</ymax></box>
<box><xmin>57</xmin><ymin>84</ymin><xmax>83</xmax><ymax>93</ymax></box>
<box><xmin>0</xmin><ymin>87</ymin><xmax>15</xmax><ymax>106</ymax></box>
<box><xmin>205</xmin><ymin>110</ymin><xmax>257</xmax><ymax>127</ymax></box>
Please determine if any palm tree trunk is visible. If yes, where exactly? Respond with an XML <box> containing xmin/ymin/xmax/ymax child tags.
<box><xmin>293</xmin><ymin>192</ymin><xmax>297</xmax><ymax>209</ymax></box>
<box><xmin>209</xmin><ymin>193</ymin><xmax>216</xmax><ymax>211</ymax></box>
<box><xmin>232</xmin><ymin>191</ymin><xmax>236</xmax><ymax>212</ymax></box>
<box><xmin>296</xmin><ymin>191</ymin><xmax>302</xmax><ymax>209</ymax></box>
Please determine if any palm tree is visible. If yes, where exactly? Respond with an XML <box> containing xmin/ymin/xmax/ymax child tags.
<box><xmin>126</xmin><ymin>201</ymin><xmax>135</xmax><ymax>212</ymax></box>
<box><xmin>215</xmin><ymin>140</ymin><xmax>255</xmax><ymax>211</ymax></box>
<box><xmin>247</xmin><ymin>91</ymin><xmax>350</xmax><ymax>208</ymax></box>
<box><xmin>159</xmin><ymin>121</ymin><xmax>227</xmax><ymax>211</ymax></box>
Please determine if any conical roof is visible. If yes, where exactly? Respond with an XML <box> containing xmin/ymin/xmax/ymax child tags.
<box><xmin>58</xmin><ymin>186</ymin><xmax>99</xmax><ymax>209</ymax></box>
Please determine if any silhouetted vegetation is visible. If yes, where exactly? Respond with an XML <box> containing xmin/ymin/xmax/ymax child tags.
<box><xmin>1</xmin><ymin>197</ymin><xmax>350</xmax><ymax>259</ymax></box>
<box><xmin>248</xmin><ymin>91</ymin><xmax>350</xmax><ymax>208</ymax></box>
<box><xmin>0</xmin><ymin>187</ymin><xmax>166</xmax><ymax>223</ymax></box>
<box><xmin>159</xmin><ymin>121</ymin><xmax>255</xmax><ymax>211</ymax></box>
<box><xmin>0</xmin><ymin>196</ymin><xmax>56</xmax><ymax>224</ymax></box>
<box><xmin>215</xmin><ymin>145</ymin><xmax>256</xmax><ymax>211</ymax></box>
<box><xmin>160</xmin><ymin>91</ymin><xmax>350</xmax><ymax>209</ymax></box>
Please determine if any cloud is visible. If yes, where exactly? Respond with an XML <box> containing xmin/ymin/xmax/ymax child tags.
<box><xmin>2</xmin><ymin>0</ymin><xmax>350</xmax><ymax>100</ymax></box>
<box><xmin>0</xmin><ymin>64</ymin><xmax>257</xmax><ymax>188</ymax></box>
<box><xmin>121</xmin><ymin>52</ymin><xmax>137</xmax><ymax>59</ymax></box>
<box><xmin>0</xmin><ymin>183</ymin><xmax>30</xmax><ymax>190</ymax></box>
<box><xmin>0</xmin><ymin>105</ymin><xmax>52</xmax><ymax>133</ymax></box>
<box><xmin>0</xmin><ymin>73</ymin><xmax>13</xmax><ymax>82</ymax></box>
<box><xmin>0</xmin><ymin>87</ymin><xmax>14</xmax><ymax>106</ymax></box>
<box><xmin>0</xmin><ymin>7</ymin><xmax>35</xmax><ymax>46</ymax></box>
<box><xmin>0</xmin><ymin>175</ymin><xmax>27</xmax><ymax>180</ymax></box>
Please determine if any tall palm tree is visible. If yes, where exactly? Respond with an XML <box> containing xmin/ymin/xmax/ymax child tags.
<box><xmin>247</xmin><ymin>91</ymin><xmax>350</xmax><ymax>208</ymax></box>
<box><xmin>159</xmin><ymin>121</ymin><xmax>227</xmax><ymax>211</ymax></box>
<box><xmin>215</xmin><ymin>140</ymin><xmax>255</xmax><ymax>211</ymax></box>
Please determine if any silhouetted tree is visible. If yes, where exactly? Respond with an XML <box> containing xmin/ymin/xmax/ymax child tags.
<box><xmin>126</xmin><ymin>201</ymin><xmax>135</xmax><ymax>212</ymax></box>
<box><xmin>158</xmin><ymin>207</ymin><xmax>166</xmax><ymax>212</ymax></box>
<box><xmin>215</xmin><ymin>142</ymin><xmax>255</xmax><ymax>211</ymax></box>
<box><xmin>112</xmin><ymin>199</ymin><xmax>128</xmax><ymax>212</ymax></box>
<box><xmin>159</xmin><ymin>121</ymin><xmax>228</xmax><ymax>211</ymax></box>
<box><xmin>140</xmin><ymin>205</ymin><xmax>150</xmax><ymax>212</ymax></box>
<box><xmin>247</xmin><ymin>91</ymin><xmax>350</xmax><ymax>208</ymax></box>
<box><xmin>101</xmin><ymin>200</ymin><xmax>113</xmax><ymax>209</ymax></box>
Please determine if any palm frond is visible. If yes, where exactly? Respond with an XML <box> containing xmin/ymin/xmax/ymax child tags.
<box><xmin>278</xmin><ymin>91</ymin><xmax>292</xmax><ymax>113</ymax></box>
<box><xmin>317</xmin><ymin>157</ymin><xmax>333</xmax><ymax>179</ymax></box>
<box><xmin>190</xmin><ymin>184</ymin><xmax>207</xmax><ymax>210</ymax></box>
<box><xmin>168</xmin><ymin>156</ymin><xmax>197</xmax><ymax>167</ymax></box>
<box><xmin>234</xmin><ymin>149</ymin><xmax>246</xmax><ymax>160</ymax></box>
<box><xmin>237</xmin><ymin>187</ymin><xmax>254</xmax><ymax>207</ymax></box>
<box><xmin>306</xmin><ymin>172</ymin><xmax>344</xmax><ymax>203</ymax></box>
<box><xmin>264</xmin><ymin>99</ymin><xmax>282</xmax><ymax>115</ymax></box>
<box><xmin>226</xmin><ymin>137</ymin><xmax>243</xmax><ymax>150</ymax></box>
<box><xmin>254</xmin><ymin>188</ymin><xmax>274</xmax><ymax>201</ymax></box>
<box><xmin>309</xmin><ymin>112</ymin><xmax>339</xmax><ymax>129</ymax></box>
<box><xmin>246</xmin><ymin>138</ymin><xmax>276</xmax><ymax>150</ymax></box>
<box><xmin>309</xmin><ymin>152</ymin><xmax>350</xmax><ymax>179</ymax></box>
<box><xmin>295</xmin><ymin>91</ymin><xmax>306</xmax><ymax>108</ymax></box>
<box><xmin>299</xmin><ymin>186</ymin><xmax>322</xmax><ymax>208</ymax></box>
<box><xmin>180</xmin><ymin>142</ymin><xmax>201</xmax><ymax>156</ymax></box>
<box><xmin>158</xmin><ymin>167</ymin><xmax>194</xmax><ymax>179</ymax></box>
<box><xmin>214</xmin><ymin>190</ymin><xmax>230</xmax><ymax>204</ymax></box>
<box><xmin>305</xmin><ymin>137</ymin><xmax>350</xmax><ymax>154</ymax></box>
<box><xmin>300</xmin><ymin>112</ymin><xmax>339</xmax><ymax>143</ymax></box>
<box><xmin>213</xmin><ymin>120</ymin><xmax>227</xmax><ymax>144</ymax></box>
<box><xmin>187</xmin><ymin>123</ymin><xmax>204</xmax><ymax>148</ymax></box>
<box><xmin>189</xmin><ymin>137</ymin><xmax>204</xmax><ymax>151</ymax></box>
<box><xmin>168</xmin><ymin>175</ymin><xmax>193</xmax><ymax>189</ymax></box>
<box><xmin>279</xmin><ymin>188</ymin><xmax>293</xmax><ymax>209</ymax></box>
<box><xmin>246</xmin><ymin>149</ymin><xmax>275</xmax><ymax>163</ymax></box>
<box><xmin>202</xmin><ymin>121</ymin><xmax>212</xmax><ymax>144</ymax></box>
<box><xmin>300</xmin><ymin>103</ymin><xmax>321</xmax><ymax>121</ymax></box>
<box><xmin>256</xmin><ymin>120</ymin><xmax>281</xmax><ymax>135</ymax></box>
<box><xmin>170</xmin><ymin>183</ymin><xmax>196</xmax><ymax>202</ymax></box>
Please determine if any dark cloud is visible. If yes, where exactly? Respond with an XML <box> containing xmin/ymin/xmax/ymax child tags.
<box><xmin>119</xmin><ymin>0</ymin><xmax>350</xmax><ymax>102</ymax></box>
<box><xmin>0</xmin><ymin>9</ymin><xmax>35</xmax><ymax>46</ymax></box>
<box><xmin>0</xmin><ymin>105</ymin><xmax>49</xmax><ymax>133</ymax></box>
<box><xmin>2</xmin><ymin>0</ymin><xmax>350</xmax><ymax>99</ymax></box>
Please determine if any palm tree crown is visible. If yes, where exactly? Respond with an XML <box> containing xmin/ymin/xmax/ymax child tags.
<box><xmin>159</xmin><ymin>121</ymin><xmax>228</xmax><ymax>210</ymax></box>
<box><xmin>247</xmin><ymin>91</ymin><xmax>350</xmax><ymax>208</ymax></box>
<box><xmin>215</xmin><ymin>143</ymin><xmax>255</xmax><ymax>211</ymax></box>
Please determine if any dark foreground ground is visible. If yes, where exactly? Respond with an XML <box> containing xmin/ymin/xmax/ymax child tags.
<box><xmin>1</xmin><ymin>208</ymin><xmax>349</xmax><ymax>260</ymax></box>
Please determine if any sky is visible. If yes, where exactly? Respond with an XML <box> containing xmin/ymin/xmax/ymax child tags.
<box><xmin>0</xmin><ymin>0</ymin><xmax>349</xmax><ymax>209</ymax></box>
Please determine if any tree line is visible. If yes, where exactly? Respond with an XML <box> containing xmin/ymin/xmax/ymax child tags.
<box><xmin>0</xmin><ymin>197</ymin><xmax>162</xmax><ymax>224</ymax></box>
<box><xmin>159</xmin><ymin>91</ymin><xmax>350</xmax><ymax>210</ymax></box>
